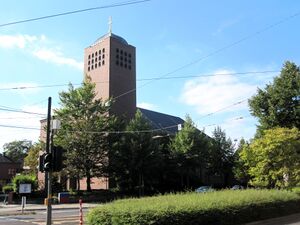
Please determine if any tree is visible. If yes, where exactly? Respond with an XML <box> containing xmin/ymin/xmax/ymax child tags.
<box><xmin>233</xmin><ymin>138</ymin><xmax>251</xmax><ymax>185</ymax></box>
<box><xmin>109</xmin><ymin>110</ymin><xmax>160</xmax><ymax>196</ymax></box>
<box><xmin>24</xmin><ymin>142</ymin><xmax>44</xmax><ymax>173</ymax></box>
<box><xmin>249</xmin><ymin>61</ymin><xmax>300</xmax><ymax>134</ymax></box>
<box><xmin>208</xmin><ymin>127</ymin><xmax>235</xmax><ymax>187</ymax></box>
<box><xmin>3</xmin><ymin>140</ymin><xmax>32</xmax><ymax>163</ymax></box>
<box><xmin>240</xmin><ymin>127</ymin><xmax>300</xmax><ymax>188</ymax></box>
<box><xmin>55</xmin><ymin>80</ymin><xmax>118</xmax><ymax>192</ymax></box>
<box><xmin>170</xmin><ymin>116</ymin><xmax>210</xmax><ymax>189</ymax></box>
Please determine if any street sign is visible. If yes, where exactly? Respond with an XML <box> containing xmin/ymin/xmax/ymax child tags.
<box><xmin>19</xmin><ymin>183</ymin><xmax>32</xmax><ymax>194</ymax></box>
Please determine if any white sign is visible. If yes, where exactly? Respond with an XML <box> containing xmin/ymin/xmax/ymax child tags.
<box><xmin>19</xmin><ymin>184</ymin><xmax>32</xmax><ymax>194</ymax></box>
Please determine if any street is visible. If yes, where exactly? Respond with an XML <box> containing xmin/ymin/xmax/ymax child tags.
<box><xmin>0</xmin><ymin>208</ymin><xmax>90</xmax><ymax>225</ymax></box>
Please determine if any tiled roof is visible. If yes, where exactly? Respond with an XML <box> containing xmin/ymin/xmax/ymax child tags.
<box><xmin>138</xmin><ymin>108</ymin><xmax>185</xmax><ymax>134</ymax></box>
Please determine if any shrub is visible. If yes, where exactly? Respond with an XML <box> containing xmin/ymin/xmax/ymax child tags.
<box><xmin>2</xmin><ymin>184</ymin><xmax>14</xmax><ymax>193</ymax></box>
<box><xmin>12</xmin><ymin>173</ymin><xmax>38</xmax><ymax>193</ymax></box>
<box><xmin>87</xmin><ymin>189</ymin><xmax>300</xmax><ymax>225</ymax></box>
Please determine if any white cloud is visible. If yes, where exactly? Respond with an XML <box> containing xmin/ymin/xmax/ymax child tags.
<box><xmin>0</xmin><ymin>34</ymin><xmax>82</xmax><ymax>70</ymax></box>
<box><xmin>180</xmin><ymin>70</ymin><xmax>257</xmax><ymax>114</ymax></box>
<box><xmin>0</xmin><ymin>34</ymin><xmax>38</xmax><ymax>49</ymax></box>
<box><xmin>33</xmin><ymin>49</ymin><xmax>83</xmax><ymax>70</ymax></box>
<box><xmin>137</xmin><ymin>102</ymin><xmax>157</xmax><ymax>111</ymax></box>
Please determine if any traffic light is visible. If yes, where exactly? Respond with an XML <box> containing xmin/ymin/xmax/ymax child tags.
<box><xmin>43</xmin><ymin>153</ymin><xmax>52</xmax><ymax>172</ymax></box>
<box><xmin>52</xmin><ymin>146</ymin><xmax>63</xmax><ymax>172</ymax></box>
<box><xmin>38</xmin><ymin>154</ymin><xmax>45</xmax><ymax>172</ymax></box>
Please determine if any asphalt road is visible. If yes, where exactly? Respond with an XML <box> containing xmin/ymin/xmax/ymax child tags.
<box><xmin>0</xmin><ymin>208</ymin><xmax>90</xmax><ymax>225</ymax></box>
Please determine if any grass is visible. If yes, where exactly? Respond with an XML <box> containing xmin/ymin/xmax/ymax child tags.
<box><xmin>87</xmin><ymin>189</ymin><xmax>300</xmax><ymax>225</ymax></box>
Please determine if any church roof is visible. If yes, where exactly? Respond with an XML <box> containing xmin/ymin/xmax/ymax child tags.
<box><xmin>93</xmin><ymin>33</ymin><xmax>128</xmax><ymax>46</ymax></box>
<box><xmin>138</xmin><ymin>108</ymin><xmax>185</xmax><ymax>134</ymax></box>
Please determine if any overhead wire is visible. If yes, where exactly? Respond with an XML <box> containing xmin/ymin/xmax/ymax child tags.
<box><xmin>113</xmin><ymin>10</ymin><xmax>300</xmax><ymax>101</ymax></box>
<box><xmin>0</xmin><ymin>0</ymin><xmax>151</xmax><ymax>28</ymax></box>
<box><xmin>0</xmin><ymin>70</ymin><xmax>279</xmax><ymax>91</ymax></box>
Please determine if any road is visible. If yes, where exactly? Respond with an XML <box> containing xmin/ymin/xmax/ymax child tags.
<box><xmin>0</xmin><ymin>208</ymin><xmax>90</xmax><ymax>225</ymax></box>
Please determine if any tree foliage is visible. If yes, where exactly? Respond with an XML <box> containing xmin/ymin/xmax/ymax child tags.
<box><xmin>24</xmin><ymin>142</ymin><xmax>44</xmax><ymax>173</ymax></box>
<box><xmin>170</xmin><ymin>115</ymin><xmax>210</xmax><ymax>188</ymax></box>
<box><xmin>55</xmin><ymin>80</ymin><xmax>118</xmax><ymax>191</ymax></box>
<box><xmin>207</xmin><ymin>127</ymin><xmax>235</xmax><ymax>187</ymax></box>
<box><xmin>109</xmin><ymin>110</ymin><xmax>161</xmax><ymax>196</ymax></box>
<box><xmin>3</xmin><ymin>140</ymin><xmax>32</xmax><ymax>163</ymax></box>
<box><xmin>249</xmin><ymin>61</ymin><xmax>300</xmax><ymax>134</ymax></box>
<box><xmin>240</xmin><ymin>127</ymin><xmax>300</xmax><ymax>188</ymax></box>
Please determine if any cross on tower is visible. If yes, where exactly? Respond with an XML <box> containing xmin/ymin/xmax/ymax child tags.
<box><xmin>108</xmin><ymin>16</ymin><xmax>112</xmax><ymax>35</ymax></box>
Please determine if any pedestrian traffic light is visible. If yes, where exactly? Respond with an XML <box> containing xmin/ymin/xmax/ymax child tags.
<box><xmin>52</xmin><ymin>146</ymin><xmax>63</xmax><ymax>172</ymax></box>
<box><xmin>43</xmin><ymin>153</ymin><xmax>52</xmax><ymax>171</ymax></box>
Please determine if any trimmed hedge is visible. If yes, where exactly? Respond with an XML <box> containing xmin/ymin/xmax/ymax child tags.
<box><xmin>87</xmin><ymin>189</ymin><xmax>300</xmax><ymax>225</ymax></box>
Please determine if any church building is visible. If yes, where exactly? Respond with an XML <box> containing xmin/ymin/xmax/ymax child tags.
<box><xmin>39</xmin><ymin>20</ymin><xmax>184</xmax><ymax>191</ymax></box>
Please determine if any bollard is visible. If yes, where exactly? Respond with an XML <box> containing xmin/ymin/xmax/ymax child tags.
<box><xmin>79</xmin><ymin>198</ymin><xmax>83</xmax><ymax>225</ymax></box>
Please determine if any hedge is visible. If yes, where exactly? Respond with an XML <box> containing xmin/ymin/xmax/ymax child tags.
<box><xmin>87</xmin><ymin>189</ymin><xmax>300</xmax><ymax>225</ymax></box>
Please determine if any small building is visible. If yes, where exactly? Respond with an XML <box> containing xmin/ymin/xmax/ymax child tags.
<box><xmin>0</xmin><ymin>153</ymin><xmax>22</xmax><ymax>190</ymax></box>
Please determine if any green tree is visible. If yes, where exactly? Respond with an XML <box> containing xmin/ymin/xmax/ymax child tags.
<box><xmin>233</xmin><ymin>138</ymin><xmax>251</xmax><ymax>185</ymax></box>
<box><xmin>170</xmin><ymin>116</ymin><xmax>209</xmax><ymax>189</ymax></box>
<box><xmin>240</xmin><ymin>127</ymin><xmax>300</xmax><ymax>188</ymax></box>
<box><xmin>249</xmin><ymin>61</ymin><xmax>300</xmax><ymax>135</ymax></box>
<box><xmin>55</xmin><ymin>80</ymin><xmax>118</xmax><ymax>192</ymax></box>
<box><xmin>3</xmin><ymin>140</ymin><xmax>32</xmax><ymax>163</ymax></box>
<box><xmin>109</xmin><ymin>110</ymin><xmax>160</xmax><ymax>196</ymax></box>
<box><xmin>208</xmin><ymin>127</ymin><xmax>234</xmax><ymax>187</ymax></box>
<box><xmin>24</xmin><ymin>142</ymin><xmax>44</xmax><ymax>173</ymax></box>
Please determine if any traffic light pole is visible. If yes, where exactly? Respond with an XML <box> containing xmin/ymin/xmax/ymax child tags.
<box><xmin>46</xmin><ymin>97</ymin><xmax>52</xmax><ymax>225</ymax></box>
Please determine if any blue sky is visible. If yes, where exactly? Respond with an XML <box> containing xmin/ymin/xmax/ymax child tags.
<box><xmin>0</xmin><ymin>0</ymin><xmax>299</xmax><ymax>151</ymax></box>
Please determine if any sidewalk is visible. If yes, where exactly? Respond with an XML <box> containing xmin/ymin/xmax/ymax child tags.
<box><xmin>0</xmin><ymin>202</ymin><xmax>100</xmax><ymax>216</ymax></box>
<box><xmin>244</xmin><ymin>213</ymin><xmax>300</xmax><ymax>225</ymax></box>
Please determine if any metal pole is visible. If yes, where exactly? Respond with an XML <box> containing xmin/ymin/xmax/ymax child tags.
<box><xmin>46</xmin><ymin>97</ymin><xmax>52</xmax><ymax>225</ymax></box>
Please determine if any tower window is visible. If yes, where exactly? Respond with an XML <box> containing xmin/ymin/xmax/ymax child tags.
<box><xmin>99</xmin><ymin>50</ymin><xmax>101</xmax><ymax>54</ymax></box>
<box><xmin>88</xmin><ymin>55</ymin><xmax>91</xmax><ymax>59</ymax></box>
<box><xmin>98</xmin><ymin>62</ymin><xmax>101</xmax><ymax>67</ymax></box>
<box><xmin>91</xmin><ymin>65</ymin><xmax>94</xmax><ymax>70</ymax></box>
<box><xmin>92</xmin><ymin>59</ymin><xmax>94</xmax><ymax>63</ymax></box>
<box><xmin>124</xmin><ymin>52</ymin><xmax>127</xmax><ymax>56</ymax></box>
<box><xmin>95</xmin><ymin>63</ymin><xmax>97</xmax><ymax>68</ymax></box>
<box><xmin>124</xmin><ymin>58</ymin><xmax>127</xmax><ymax>62</ymax></box>
<box><xmin>116</xmin><ymin>48</ymin><xmax>119</xmax><ymax>53</ymax></box>
<box><xmin>102</xmin><ymin>54</ymin><xmax>105</xmax><ymax>59</ymax></box>
<box><xmin>120</xmin><ymin>50</ymin><xmax>123</xmax><ymax>55</ymax></box>
<box><xmin>95</xmin><ymin>58</ymin><xmax>97</xmax><ymax>62</ymax></box>
<box><xmin>102</xmin><ymin>48</ymin><xmax>105</xmax><ymax>53</ymax></box>
<box><xmin>95</xmin><ymin>52</ymin><xmax>98</xmax><ymax>56</ymax></box>
<box><xmin>88</xmin><ymin>66</ymin><xmax>90</xmax><ymax>71</ymax></box>
<box><xmin>124</xmin><ymin>64</ymin><xmax>127</xmax><ymax>68</ymax></box>
<box><xmin>92</xmin><ymin>53</ymin><xmax>94</xmax><ymax>58</ymax></box>
<box><xmin>120</xmin><ymin>56</ymin><xmax>123</xmax><ymax>61</ymax></box>
<box><xmin>116</xmin><ymin>60</ymin><xmax>119</xmax><ymax>65</ymax></box>
<box><xmin>120</xmin><ymin>62</ymin><xmax>123</xmax><ymax>67</ymax></box>
<box><xmin>116</xmin><ymin>54</ymin><xmax>119</xmax><ymax>59</ymax></box>
<box><xmin>102</xmin><ymin>60</ymin><xmax>105</xmax><ymax>65</ymax></box>
<box><xmin>99</xmin><ymin>56</ymin><xmax>101</xmax><ymax>60</ymax></box>
<box><xmin>88</xmin><ymin>61</ymin><xmax>90</xmax><ymax>65</ymax></box>
<box><xmin>129</xmin><ymin>59</ymin><xmax>131</xmax><ymax>64</ymax></box>
<box><xmin>129</xmin><ymin>65</ymin><xmax>131</xmax><ymax>70</ymax></box>
<box><xmin>129</xmin><ymin>53</ymin><xmax>131</xmax><ymax>58</ymax></box>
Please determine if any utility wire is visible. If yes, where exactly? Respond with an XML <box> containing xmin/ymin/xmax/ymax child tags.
<box><xmin>0</xmin><ymin>124</ymin><xmax>40</xmax><ymax>130</ymax></box>
<box><xmin>0</xmin><ymin>107</ymin><xmax>46</xmax><ymax>116</ymax></box>
<box><xmin>0</xmin><ymin>70</ymin><xmax>278</xmax><ymax>91</ymax></box>
<box><xmin>113</xmin><ymin>10</ymin><xmax>300</xmax><ymax>100</ymax></box>
<box><xmin>0</xmin><ymin>0</ymin><xmax>151</xmax><ymax>28</ymax></box>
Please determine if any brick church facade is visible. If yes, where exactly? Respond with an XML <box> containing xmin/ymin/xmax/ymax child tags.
<box><xmin>38</xmin><ymin>24</ymin><xmax>184</xmax><ymax>191</ymax></box>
